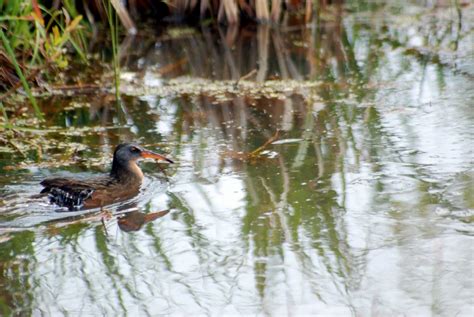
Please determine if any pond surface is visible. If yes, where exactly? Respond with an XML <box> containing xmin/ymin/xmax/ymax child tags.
<box><xmin>1</xmin><ymin>3</ymin><xmax>474</xmax><ymax>316</ymax></box>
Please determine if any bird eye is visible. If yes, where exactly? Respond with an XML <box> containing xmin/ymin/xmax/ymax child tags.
<box><xmin>130</xmin><ymin>147</ymin><xmax>140</xmax><ymax>153</ymax></box>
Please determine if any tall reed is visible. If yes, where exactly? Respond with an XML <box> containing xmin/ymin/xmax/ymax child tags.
<box><xmin>102</xmin><ymin>0</ymin><xmax>121</xmax><ymax>101</ymax></box>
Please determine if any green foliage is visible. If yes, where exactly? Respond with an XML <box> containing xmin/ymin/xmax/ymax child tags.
<box><xmin>102</xmin><ymin>0</ymin><xmax>121</xmax><ymax>101</ymax></box>
<box><xmin>0</xmin><ymin>1</ymin><xmax>87</xmax><ymax>69</ymax></box>
<box><xmin>0</xmin><ymin>28</ymin><xmax>42</xmax><ymax>119</ymax></box>
<box><xmin>0</xmin><ymin>0</ymin><xmax>89</xmax><ymax>120</ymax></box>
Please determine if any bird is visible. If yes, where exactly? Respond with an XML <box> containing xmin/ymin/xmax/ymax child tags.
<box><xmin>40</xmin><ymin>143</ymin><xmax>173</xmax><ymax>211</ymax></box>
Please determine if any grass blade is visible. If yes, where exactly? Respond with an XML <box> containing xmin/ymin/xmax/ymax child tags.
<box><xmin>0</xmin><ymin>102</ymin><xmax>11</xmax><ymax>129</ymax></box>
<box><xmin>0</xmin><ymin>28</ymin><xmax>43</xmax><ymax>120</ymax></box>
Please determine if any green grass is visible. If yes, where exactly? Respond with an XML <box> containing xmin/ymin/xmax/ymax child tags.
<box><xmin>0</xmin><ymin>0</ymin><xmax>91</xmax><ymax>121</ymax></box>
<box><xmin>0</xmin><ymin>28</ymin><xmax>43</xmax><ymax>120</ymax></box>
<box><xmin>102</xmin><ymin>0</ymin><xmax>121</xmax><ymax>101</ymax></box>
<box><xmin>0</xmin><ymin>101</ymin><xmax>11</xmax><ymax>129</ymax></box>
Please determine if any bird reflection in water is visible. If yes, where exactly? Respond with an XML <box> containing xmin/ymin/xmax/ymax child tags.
<box><xmin>42</xmin><ymin>207</ymin><xmax>170</xmax><ymax>235</ymax></box>
<box><xmin>117</xmin><ymin>209</ymin><xmax>170</xmax><ymax>232</ymax></box>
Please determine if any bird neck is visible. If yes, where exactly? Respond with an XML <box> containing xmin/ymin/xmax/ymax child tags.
<box><xmin>110</xmin><ymin>160</ymin><xmax>144</xmax><ymax>183</ymax></box>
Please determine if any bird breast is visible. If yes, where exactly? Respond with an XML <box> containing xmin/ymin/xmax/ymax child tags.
<box><xmin>127</xmin><ymin>161</ymin><xmax>144</xmax><ymax>181</ymax></box>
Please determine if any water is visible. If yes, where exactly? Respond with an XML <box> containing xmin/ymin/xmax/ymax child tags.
<box><xmin>1</xmin><ymin>3</ymin><xmax>474</xmax><ymax>316</ymax></box>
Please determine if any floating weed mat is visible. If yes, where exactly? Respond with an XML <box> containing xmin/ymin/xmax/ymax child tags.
<box><xmin>121</xmin><ymin>77</ymin><xmax>323</xmax><ymax>101</ymax></box>
<box><xmin>29</xmin><ymin>76</ymin><xmax>323</xmax><ymax>102</ymax></box>
<box><xmin>0</xmin><ymin>124</ymin><xmax>118</xmax><ymax>171</ymax></box>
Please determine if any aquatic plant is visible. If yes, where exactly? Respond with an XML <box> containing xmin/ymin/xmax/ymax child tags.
<box><xmin>0</xmin><ymin>0</ymin><xmax>355</xmax><ymax>102</ymax></box>
<box><xmin>102</xmin><ymin>0</ymin><xmax>121</xmax><ymax>102</ymax></box>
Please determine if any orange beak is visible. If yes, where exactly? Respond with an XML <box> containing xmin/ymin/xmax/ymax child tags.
<box><xmin>140</xmin><ymin>150</ymin><xmax>174</xmax><ymax>163</ymax></box>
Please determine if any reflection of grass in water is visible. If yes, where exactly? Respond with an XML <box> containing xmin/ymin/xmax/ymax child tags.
<box><xmin>240</xmin><ymin>147</ymin><xmax>353</xmax><ymax>299</ymax></box>
<box><xmin>0</xmin><ymin>230</ymin><xmax>36</xmax><ymax>315</ymax></box>
<box><xmin>145</xmin><ymin>224</ymin><xmax>174</xmax><ymax>271</ymax></box>
<box><xmin>170</xmin><ymin>94</ymin><xmax>357</xmax><ymax>297</ymax></box>
<box><xmin>94</xmin><ymin>226</ymin><xmax>129</xmax><ymax>312</ymax></box>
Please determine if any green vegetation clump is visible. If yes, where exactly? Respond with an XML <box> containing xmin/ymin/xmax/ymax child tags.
<box><xmin>0</xmin><ymin>1</ymin><xmax>88</xmax><ymax>119</ymax></box>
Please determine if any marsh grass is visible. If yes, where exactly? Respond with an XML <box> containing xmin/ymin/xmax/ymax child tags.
<box><xmin>0</xmin><ymin>0</ymin><xmax>318</xmax><ymax>107</ymax></box>
<box><xmin>102</xmin><ymin>0</ymin><xmax>121</xmax><ymax>102</ymax></box>
<box><xmin>0</xmin><ymin>101</ymin><xmax>11</xmax><ymax>129</ymax></box>
<box><xmin>0</xmin><ymin>28</ymin><xmax>43</xmax><ymax>120</ymax></box>
<box><xmin>0</xmin><ymin>0</ymin><xmax>90</xmax><ymax>122</ymax></box>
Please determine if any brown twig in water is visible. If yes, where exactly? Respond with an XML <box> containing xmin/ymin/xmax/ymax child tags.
<box><xmin>224</xmin><ymin>130</ymin><xmax>280</xmax><ymax>161</ymax></box>
<box><xmin>250</xmin><ymin>130</ymin><xmax>280</xmax><ymax>156</ymax></box>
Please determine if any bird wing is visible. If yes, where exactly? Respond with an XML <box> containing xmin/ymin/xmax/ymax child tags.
<box><xmin>40</xmin><ymin>178</ymin><xmax>100</xmax><ymax>210</ymax></box>
<box><xmin>41</xmin><ymin>178</ymin><xmax>95</xmax><ymax>192</ymax></box>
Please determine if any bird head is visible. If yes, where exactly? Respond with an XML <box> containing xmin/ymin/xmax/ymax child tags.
<box><xmin>113</xmin><ymin>143</ymin><xmax>174</xmax><ymax>164</ymax></box>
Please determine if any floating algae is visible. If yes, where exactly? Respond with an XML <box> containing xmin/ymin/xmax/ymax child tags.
<box><xmin>119</xmin><ymin>75</ymin><xmax>323</xmax><ymax>102</ymax></box>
